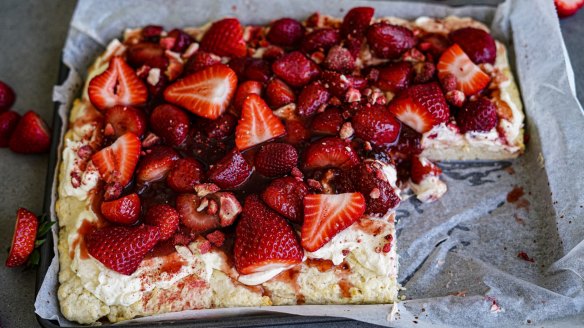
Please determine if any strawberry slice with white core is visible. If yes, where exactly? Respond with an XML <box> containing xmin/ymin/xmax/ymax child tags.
<box><xmin>88</xmin><ymin>56</ymin><xmax>148</xmax><ymax>111</ymax></box>
<box><xmin>164</xmin><ymin>64</ymin><xmax>238</xmax><ymax>120</ymax></box>
<box><xmin>235</xmin><ymin>94</ymin><xmax>286</xmax><ymax>150</ymax></box>
<box><xmin>437</xmin><ymin>44</ymin><xmax>491</xmax><ymax>96</ymax></box>
<box><xmin>91</xmin><ymin>132</ymin><xmax>141</xmax><ymax>188</ymax></box>
<box><xmin>301</xmin><ymin>193</ymin><xmax>366</xmax><ymax>252</ymax></box>
<box><xmin>303</xmin><ymin>137</ymin><xmax>360</xmax><ymax>170</ymax></box>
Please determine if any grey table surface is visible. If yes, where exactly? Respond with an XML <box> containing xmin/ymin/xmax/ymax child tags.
<box><xmin>0</xmin><ymin>1</ymin><xmax>582</xmax><ymax>327</ymax></box>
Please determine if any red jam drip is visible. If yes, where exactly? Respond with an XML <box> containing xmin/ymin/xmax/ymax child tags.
<box><xmin>70</xmin><ymin>219</ymin><xmax>98</xmax><ymax>259</ymax></box>
<box><xmin>275</xmin><ymin>266</ymin><xmax>304</xmax><ymax>304</ymax></box>
<box><xmin>305</xmin><ymin>258</ymin><xmax>334</xmax><ymax>272</ymax></box>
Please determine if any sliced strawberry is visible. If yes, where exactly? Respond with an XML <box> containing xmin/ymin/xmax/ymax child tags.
<box><xmin>144</xmin><ymin>204</ymin><xmax>180</xmax><ymax>240</ymax></box>
<box><xmin>267</xmin><ymin>18</ymin><xmax>305</xmax><ymax>47</ymax></box>
<box><xmin>200</xmin><ymin>18</ymin><xmax>247</xmax><ymax>58</ymax></box>
<box><xmin>0</xmin><ymin>110</ymin><xmax>20</xmax><ymax>147</ymax></box>
<box><xmin>176</xmin><ymin>193</ymin><xmax>221</xmax><ymax>233</ymax></box>
<box><xmin>387</xmin><ymin>82</ymin><xmax>450</xmax><ymax>134</ymax></box>
<box><xmin>0</xmin><ymin>80</ymin><xmax>16</xmax><ymax>112</ymax></box>
<box><xmin>100</xmin><ymin>193</ymin><xmax>141</xmax><ymax>225</ymax></box>
<box><xmin>310</xmin><ymin>107</ymin><xmax>344</xmax><ymax>135</ymax></box>
<box><xmin>234</xmin><ymin>80</ymin><xmax>263</xmax><ymax>111</ymax></box>
<box><xmin>555</xmin><ymin>0</ymin><xmax>584</xmax><ymax>17</ymax></box>
<box><xmin>366</xmin><ymin>23</ymin><xmax>415</xmax><ymax>59</ymax></box>
<box><xmin>91</xmin><ymin>132</ymin><xmax>141</xmax><ymax>190</ymax></box>
<box><xmin>149</xmin><ymin>104</ymin><xmax>191</xmax><ymax>146</ymax></box>
<box><xmin>234</xmin><ymin>195</ymin><xmax>303</xmax><ymax>275</ymax></box>
<box><xmin>86</xmin><ymin>225</ymin><xmax>161</xmax><ymax>275</ymax></box>
<box><xmin>126</xmin><ymin>42</ymin><xmax>168</xmax><ymax>69</ymax></box>
<box><xmin>200</xmin><ymin>113</ymin><xmax>238</xmax><ymax>140</ymax></box>
<box><xmin>166</xmin><ymin>157</ymin><xmax>205</xmax><ymax>193</ymax></box>
<box><xmin>341</xmin><ymin>7</ymin><xmax>374</xmax><ymax>38</ymax></box>
<box><xmin>163</xmin><ymin>64</ymin><xmax>238</xmax><ymax>120</ymax></box>
<box><xmin>437</xmin><ymin>44</ymin><xmax>491</xmax><ymax>96</ymax></box>
<box><xmin>301</xmin><ymin>192</ymin><xmax>366</xmax><ymax>252</ymax></box>
<box><xmin>284</xmin><ymin>119</ymin><xmax>310</xmax><ymax>146</ymax></box>
<box><xmin>304</xmin><ymin>137</ymin><xmax>360</xmax><ymax>170</ymax></box>
<box><xmin>456</xmin><ymin>96</ymin><xmax>497</xmax><ymax>133</ymax></box>
<box><xmin>208</xmin><ymin>148</ymin><xmax>253</xmax><ymax>189</ymax></box>
<box><xmin>8</xmin><ymin>111</ymin><xmax>51</xmax><ymax>154</ymax></box>
<box><xmin>184</xmin><ymin>51</ymin><xmax>221</xmax><ymax>75</ymax></box>
<box><xmin>323</xmin><ymin>45</ymin><xmax>355</xmax><ymax>73</ymax></box>
<box><xmin>297</xmin><ymin>81</ymin><xmax>331</xmax><ymax>117</ymax></box>
<box><xmin>449</xmin><ymin>27</ymin><xmax>496</xmax><ymax>65</ymax></box>
<box><xmin>254</xmin><ymin>143</ymin><xmax>298</xmax><ymax>177</ymax></box>
<box><xmin>104</xmin><ymin>105</ymin><xmax>147</xmax><ymax>138</ymax></box>
<box><xmin>300</xmin><ymin>28</ymin><xmax>341</xmax><ymax>53</ymax></box>
<box><xmin>262</xmin><ymin>177</ymin><xmax>309</xmax><ymax>223</ymax></box>
<box><xmin>376</xmin><ymin>61</ymin><xmax>414</xmax><ymax>93</ymax></box>
<box><xmin>272</xmin><ymin>51</ymin><xmax>320</xmax><ymax>87</ymax></box>
<box><xmin>265</xmin><ymin>78</ymin><xmax>295</xmax><ymax>108</ymax></box>
<box><xmin>5</xmin><ymin>208</ymin><xmax>38</xmax><ymax>267</ymax></box>
<box><xmin>235</xmin><ymin>94</ymin><xmax>286</xmax><ymax>150</ymax></box>
<box><xmin>135</xmin><ymin>146</ymin><xmax>180</xmax><ymax>184</ymax></box>
<box><xmin>410</xmin><ymin>156</ymin><xmax>442</xmax><ymax>184</ymax></box>
<box><xmin>352</xmin><ymin>104</ymin><xmax>401</xmax><ymax>146</ymax></box>
<box><xmin>88</xmin><ymin>56</ymin><xmax>148</xmax><ymax>111</ymax></box>
<box><xmin>346</xmin><ymin>162</ymin><xmax>401</xmax><ymax>216</ymax></box>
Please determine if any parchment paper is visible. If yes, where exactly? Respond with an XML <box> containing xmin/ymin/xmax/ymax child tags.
<box><xmin>35</xmin><ymin>0</ymin><xmax>584</xmax><ymax>326</ymax></box>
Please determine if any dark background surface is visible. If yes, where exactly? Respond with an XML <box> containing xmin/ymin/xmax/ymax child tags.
<box><xmin>0</xmin><ymin>1</ymin><xmax>582</xmax><ymax>327</ymax></box>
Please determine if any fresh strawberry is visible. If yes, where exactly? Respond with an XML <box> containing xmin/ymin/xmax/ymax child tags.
<box><xmin>300</xmin><ymin>28</ymin><xmax>341</xmax><ymax>53</ymax></box>
<box><xmin>262</xmin><ymin>177</ymin><xmax>309</xmax><ymax>223</ymax></box>
<box><xmin>104</xmin><ymin>105</ymin><xmax>147</xmax><ymax>138</ymax></box>
<box><xmin>184</xmin><ymin>51</ymin><xmax>221</xmax><ymax>75</ymax></box>
<box><xmin>323</xmin><ymin>45</ymin><xmax>355</xmax><ymax>73</ymax></box>
<box><xmin>144</xmin><ymin>204</ymin><xmax>180</xmax><ymax>240</ymax></box>
<box><xmin>272</xmin><ymin>51</ymin><xmax>320</xmax><ymax>87</ymax></box>
<box><xmin>234</xmin><ymin>80</ymin><xmax>263</xmax><ymax>111</ymax></box>
<box><xmin>235</xmin><ymin>94</ymin><xmax>286</xmax><ymax>150</ymax></box>
<box><xmin>0</xmin><ymin>110</ymin><xmax>20</xmax><ymax>147</ymax></box>
<box><xmin>234</xmin><ymin>195</ymin><xmax>303</xmax><ymax>275</ymax></box>
<box><xmin>265</xmin><ymin>78</ymin><xmax>295</xmax><ymax>108</ymax></box>
<box><xmin>449</xmin><ymin>27</ymin><xmax>496</xmax><ymax>65</ymax></box>
<box><xmin>311</xmin><ymin>107</ymin><xmax>344</xmax><ymax>135</ymax></box>
<box><xmin>88</xmin><ymin>56</ymin><xmax>148</xmax><ymax>111</ymax></box>
<box><xmin>304</xmin><ymin>137</ymin><xmax>360</xmax><ymax>170</ymax></box>
<box><xmin>376</xmin><ymin>61</ymin><xmax>414</xmax><ymax>93</ymax></box>
<box><xmin>0</xmin><ymin>80</ymin><xmax>16</xmax><ymax>112</ymax></box>
<box><xmin>555</xmin><ymin>0</ymin><xmax>584</xmax><ymax>17</ymax></box>
<box><xmin>208</xmin><ymin>148</ymin><xmax>253</xmax><ymax>189</ymax></box>
<box><xmin>166</xmin><ymin>28</ymin><xmax>193</xmax><ymax>53</ymax></box>
<box><xmin>352</xmin><ymin>104</ymin><xmax>401</xmax><ymax>146</ymax></box>
<box><xmin>166</xmin><ymin>157</ymin><xmax>205</xmax><ymax>193</ymax></box>
<box><xmin>366</xmin><ymin>23</ymin><xmax>415</xmax><ymax>59</ymax></box>
<box><xmin>100</xmin><ymin>193</ymin><xmax>141</xmax><ymax>225</ymax></box>
<box><xmin>320</xmin><ymin>70</ymin><xmax>367</xmax><ymax>98</ymax></box>
<box><xmin>267</xmin><ymin>18</ymin><xmax>305</xmax><ymax>47</ymax></box>
<box><xmin>437</xmin><ymin>44</ymin><xmax>491</xmax><ymax>96</ymax></box>
<box><xmin>176</xmin><ymin>193</ymin><xmax>221</xmax><ymax>233</ymax></box>
<box><xmin>5</xmin><ymin>208</ymin><xmax>38</xmax><ymax>267</ymax></box>
<box><xmin>284</xmin><ymin>119</ymin><xmax>310</xmax><ymax>146</ymax></box>
<box><xmin>387</xmin><ymin>82</ymin><xmax>450</xmax><ymax>133</ymax></box>
<box><xmin>163</xmin><ymin>64</ymin><xmax>238</xmax><ymax>120</ymax></box>
<box><xmin>85</xmin><ymin>225</ymin><xmax>161</xmax><ymax>275</ymax></box>
<box><xmin>297</xmin><ymin>81</ymin><xmax>331</xmax><ymax>117</ymax></box>
<box><xmin>149</xmin><ymin>104</ymin><xmax>191</xmax><ymax>146</ymax></box>
<box><xmin>91</xmin><ymin>132</ymin><xmax>141</xmax><ymax>191</ymax></box>
<box><xmin>254</xmin><ymin>143</ymin><xmax>298</xmax><ymax>177</ymax></box>
<box><xmin>200</xmin><ymin>18</ymin><xmax>247</xmax><ymax>58</ymax></box>
<box><xmin>135</xmin><ymin>146</ymin><xmax>180</xmax><ymax>184</ymax></box>
<box><xmin>200</xmin><ymin>113</ymin><xmax>238</xmax><ymax>140</ymax></box>
<box><xmin>301</xmin><ymin>192</ymin><xmax>366</xmax><ymax>252</ymax></box>
<box><xmin>243</xmin><ymin>59</ymin><xmax>272</xmax><ymax>83</ymax></box>
<box><xmin>126</xmin><ymin>42</ymin><xmax>168</xmax><ymax>69</ymax></box>
<box><xmin>456</xmin><ymin>97</ymin><xmax>497</xmax><ymax>133</ymax></box>
<box><xmin>8</xmin><ymin>111</ymin><xmax>51</xmax><ymax>154</ymax></box>
<box><xmin>410</xmin><ymin>156</ymin><xmax>442</xmax><ymax>184</ymax></box>
<box><xmin>341</xmin><ymin>7</ymin><xmax>374</xmax><ymax>38</ymax></box>
<box><xmin>347</xmin><ymin>161</ymin><xmax>401</xmax><ymax>216</ymax></box>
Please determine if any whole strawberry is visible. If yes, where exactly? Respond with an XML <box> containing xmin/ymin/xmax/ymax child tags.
<box><xmin>366</xmin><ymin>23</ymin><xmax>415</xmax><ymax>59</ymax></box>
<box><xmin>8</xmin><ymin>111</ymin><xmax>51</xmax><ymax>154</ymax></box>
<box><xmin>144</xmin><ymin>204</ymin><xmax>180</xmax><ymax>240</ymax></box>
<box><xmin>456</xmin><ymin>97</ymin><xmax>497</xmax><ymax>133</ymax></box>
<box><xmin>254</xmin><ymin>143</ymin><xmax>298</xmax><ymax>177</ymax></box>
<box><xmin>262</xmin><ymin>177</ymin><xmax>309</xmax><ymax>223</ymax></box>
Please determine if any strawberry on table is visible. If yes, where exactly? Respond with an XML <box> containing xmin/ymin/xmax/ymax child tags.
<box><xmin>303</xmin><ymin>137</ymin><xmax>360</xmax><ymax>170</ymax></box>
<box><xmin>8</xmin><ymin>111</ymin><xmax>51</xmax><ymax>154</ymax></box>
<box><xmin>262</xmin><ymin>177</ymin><xmax>309</xmax><ymax>223</ymax></box>
<box><xmin>100</xmin><ymin>193</ymin><xmax>141</xmax><ymax>225</ymax></box>
<box><xmin>235</xmin><ymin>94</ymin><xmax>286</xmax><ymax>150</ymax></box>
<box><xmin>200</xmin><ymin>18</ymin><xmax>247</xmax><ymax>58</ymax></box>
<box><xmin>555</xmin><ymin>0</ymin><xmax>584</xmax><ymax>18</ymax></box>
<box><xmin>0</xmin><ymin>80</ymin><xmax>16</xmax><ymax>112</ymax></box>
<box><xmin>254</xmin><ymin>143</ymin><xmax>298</xmax><ymax>177</ymax></box>
<box><xmin>163</xmin><ymin>64</ymin><xmax>238</xmax><ymax>120</ymax></box>
<box><xmin>0</xmin><ymin>110</ymin><xmax>20</xmax><ymax>147</ymax></box>
<box><xmin>144</xmin><ymin>204</ymin><xmax>180</xmax><ymax>241</ymax></box>
<box><xmin>88</xmin><ymin>56</ymin><xmax>148</xmax><ymax>111</ymax></box>
<box><xmin>5</xmin><ymin>208</ymin><xmax>39</xmax><ymax>267</ymax></box>
<box><xmin>301</xmin><ymin>192</ymin><xmax>366</xmax><ymax>252</ymax></box>
<box><xmin>234</xmin><ymin>195</ymin><xmax>303</xmax><ymax>275</ymax></box>
<box><xmin>437</xmin><ymin>44</ymin><xmax>491</xmax><ymax>96</ymax></box>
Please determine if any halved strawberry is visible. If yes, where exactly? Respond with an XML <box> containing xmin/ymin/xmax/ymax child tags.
<box><xmin>267</xmin><ymin>18</ymin><xmax>305</xmax><ymax>47</ymax></box>
<box><xmin>144</xmin><ymin>204</ymin><xmax>180</xmax><ymax>240</ymax></box>
<box><xmin>135</xmin><ymin>146</ymin><xmax>180</xmax><ymax>184</ymax></box>
<box><xmin>311</xmin><ymin>107</ymin><xmax>344</xmax><ymax>135</ymax></box>
<box><xmin>262</xmin><ymin>177</ymin><xmax>309</xmax><ymax>223</ymax></box>
<box><xmin>88</xmin><ymin>56</ymin><xmax>148</xmax><ymax>111</ymax></box>
<box><xmin>234</xmin><ymin>80</ymin><xmax>263</xmax><ymax>111</ymax></box>
<box><xmin>149</xmin><ymin>104</ymin><xmax>191</xmax><ymax>146</ymax></box>
<box><xmin>91</xmin><ymin>132</ymin><xmax>141</xmax><ymax>191</ymax></box>
<box><xmin>100</xmin><ymin>193</ymin><xmax>141</xmax><ymax>225</ymax></box>
<box><xmin>254</xmin><ymin>143</ymin><xmax>298</xmax><ymax>177</ymax></box>
<box><xmin>126</xmin><ymin>42</ymin><xmax>168</xmax><ymax>69</ymax></box>
<box><xmin>265</xmin><ymin>78</ymin><xmax>295</xmax><ymax>108</ymax></box>
<box><xmin>304</xmin><ymin>137</ymin><xmax>360</xmax><ymax>170</ymax></box>
<box><xmin>376</xmin><ymin>61</ymin><xmax>414</xmax><ymax>93</ymax></box>
<box><xmin>410</xmin><ymin>156</ymin><xmax>442</xmax><ymax>184</ymax></box>
<box><xmin>297</xmin><ymin>81</ymin><xmax>331</xmax><ymax>117</ymax></box>
<box><xmin>235</xmin><ymin>94</ymin><xmax>286</xmax><ymax>150</ymax></box>
<box><xmin>301</xmin><ymin>192</ymin><xmax>366</xmax><ymax>252</ymax></box>
<box><xmin>300</xmin><ymin>28</ymin><xmax>341</xmax><ymax>53</ymax></box>
<box><xmin>208</xmin><ymin>148</ymin><xmax>253</xmax><ymax>189</ymax></box>
<box><xmin>200</xmin><ymin>18</ymin><xmax>247</xmax><ymax>58</ymax></box>
<box><xmin>85</xmin><ymin>225</ymin><xmax>161</xmax><ymax>275</ymax></box>
<box><xmin>387</xmin><ymin>82</ymin><xmax>450</xmax><ymax>134</ymax></box>
<box><xmin>5</xmin><ymin>208</ymin><xmax>38</xmax><ymax>267</ymax></box>
<box><xmin>448</xmin><ymin>27</ymin><xmax>496</xmax><ymax>65</ymax></box>
<box><xmin>104</xmin><ymin>105</ymin><xmax>147</xmax><ymax>138</ymax></box>
<box><xmin>8</xmin><ymin>111</ymin><xmax>51</xmax><ymax>154</ymax></box>
<box><xmin>184</xmin><ymin>51</ymin><xmax>221</xmax><ymax>75</ymax></box>
<box><xmin>163</xmin><ymin>64</ymin><xmax>237</xmax><ymax>120</ymax></box>
<box><xmin>176</xmin><ymin>193</ymin><xmax>221</xmax><ymax>233</ymax></box>
<box><xmin>272</xmin><ymin>51</ymin><xmax>320</xmax><ymax>87</ymax></box>
<box><xmin>437</xmin><ymin>44</ymin><xmax>491</xmax><ymax>96</ymax></box>
<box><xmin>166</xmin><ymin>157</ymin><xmax>205</xmax><ymax>193</ymax></box>
<box><xmin>234</xmin><ymin>195</ymin><xmax>303</xmax><ymax>275</ymax></box>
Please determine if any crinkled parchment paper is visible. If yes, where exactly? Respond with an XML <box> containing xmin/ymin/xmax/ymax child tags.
<box><xmin>35</xmin><ymin>0</ymin><xmax>584</xmax><ymax>326</ymax></box>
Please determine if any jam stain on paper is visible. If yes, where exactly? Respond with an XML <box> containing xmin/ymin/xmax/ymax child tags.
<box><xmin>507</xmin><ymin>185</ymin><xmax>530</xmax><ymax>210</ymax></box>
